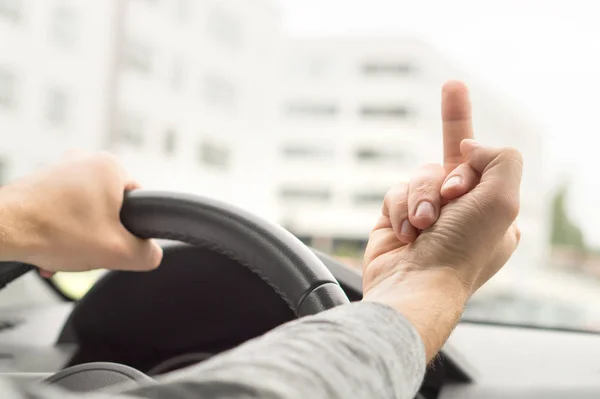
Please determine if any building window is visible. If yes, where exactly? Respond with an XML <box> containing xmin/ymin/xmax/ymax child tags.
<box><xmin>360</xmin><ymin>105</ymin><xmax>411</xmax><ymax>119</ymax></box>
<box><xmin>199</xmin><ymin>141</ymin><xmax>229</xmax><ymax>169</ymax></box>
<box><xmin>207</xmin><ymin>6</ymin><xmax>242</xmax><ymax>49</ymax></box>
<box><xmin>51</xmin><ymin>5</ymin><xmax>78</xmax><ymax>48</ymax></box>
<box><xmin>281</xmin><ymin>145</ymin><xmax>333</xmax><ymax>161</ymax></box>
<box><xmin>355</xmin><ymin>147</ymin><xmax>411</xmax><ymax>165</ymax></box>
<box><xmin>284</xmin><ymin>102</ymin><xmax>339</xmax><ymax>118</ymax></box>
<box><xmin>0</xmin><ymin>68</ymin><xmax>16</xmax><ymax>108</ymax></box>
<box><xmin>122</xmin><ymin>41</ymin><xmax>153</xmax><ymax>74</ymax></box>
<box><xmin>289</xmin><ymin>56</ymin><xmax>330</xmax><ymax>80</ymax></box>
<box><xmin>0</xmin><ymin>0</ymin><xmax>21</xmax><ymax>22</ymax></box>
<box><xmin>352</xmin><ymin>191</ymin><xmax>386</xmax><ymax>205</ymax></box>
<box><xmin>361</xmin><ymin>62</ymin><xmax>414</xmax><ymax>76</ymax></box>
<box><xmin>45</xmin><ymin>87</ymin><xmax>69</xmax><ymax>127</ymax></box>
<box><xmin>202</xmin><ymin>76</ymin><xmax>235</xmax><ymax>109</ymax></box>
<box><xmin>279</xmin><ymin>188</ymin><xmax>332</xmax><ymax>203</ymax></box>
<box><xmin>163</xmin><ymin>130</ymin><xmax>176</xmax><ymax>155</ymax></box>
<box><xmin>116</xmin><ymin>112</ymin><xmax>144</xmax><ymax>147</ymax></box>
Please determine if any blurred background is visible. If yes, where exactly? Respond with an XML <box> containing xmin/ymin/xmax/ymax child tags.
<box><xmin>0</xmin><ymin>0</ymin><xmax>599</xmax><ymax>331</ymax></box>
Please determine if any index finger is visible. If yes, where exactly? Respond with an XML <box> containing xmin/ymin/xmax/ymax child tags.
<box><xmin>442</xmin><ymin>80</ymin><xmax>473</xmax><ymax>173</ymax></box>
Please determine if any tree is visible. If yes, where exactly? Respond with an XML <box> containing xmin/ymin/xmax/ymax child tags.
<box><xmin>550</xmin><ymin>186</ymin><xmax>586</xmax><ymax>252</ymax></box>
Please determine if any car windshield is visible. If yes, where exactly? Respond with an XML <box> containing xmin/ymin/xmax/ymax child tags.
<box><xmin>2</xmin><ymin>0</ymin><xmax>599</xmax><ymax>333</ymax></box>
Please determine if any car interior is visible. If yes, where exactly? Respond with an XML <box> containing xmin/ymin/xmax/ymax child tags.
<box><xmin>0</xmin><ymin>191</ymin><xmax>598</xmax><ymax>398</ymax></box>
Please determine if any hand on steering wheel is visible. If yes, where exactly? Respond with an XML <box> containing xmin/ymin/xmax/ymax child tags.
<box><xmin>0</xmin><ymin>151</ymin><xmax>163</xmax><ymax>274</ymax></box>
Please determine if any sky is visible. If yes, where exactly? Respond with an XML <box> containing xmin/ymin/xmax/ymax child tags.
<box><xmin>276</xmin><ymin>0</ymin><xmax>600</xmax><ymax>246</ymax></box>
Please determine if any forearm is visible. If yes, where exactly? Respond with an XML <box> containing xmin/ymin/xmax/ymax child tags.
<box><xmin>363</xmin><ymin>269</ymin><xmax>469</xmax><ymax>361</ymax></box>
<box><xmin>17</xmin><ymin>297</ymin><xmax>437</xmax><ymax>399</ymax></box>
<box><xmin>124</xmin><ymin>302</ymin><xmax>426</xmax><ymax>399</ymax></box>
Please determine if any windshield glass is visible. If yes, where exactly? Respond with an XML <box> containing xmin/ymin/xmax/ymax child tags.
<box><xmin>2</xmin><ymin>0</ymin><xmax>599</xmax><ymax>332</ymax></box>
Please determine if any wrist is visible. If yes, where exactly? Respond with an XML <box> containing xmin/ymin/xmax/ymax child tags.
<box><xmin>0</xmin><ymin>187</ymin><xmax>43</xmax><ymax>263</ymax></box>
<box><xmin>363</xmin><ymin>268</ymin><xmax>469</xmax><ymax>361</ymax></box>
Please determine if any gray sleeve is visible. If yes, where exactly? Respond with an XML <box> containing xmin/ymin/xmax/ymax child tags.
<box><xmin>11</xmin><ymin>302</ymin><xmax>426</xmax><ymax>399</ymax></box>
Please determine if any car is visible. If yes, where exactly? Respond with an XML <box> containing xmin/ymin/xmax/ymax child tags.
<box><xmin>0</xmin><ymin>190</ymin><xmax>599</xmax><ymax>399</ymax></box>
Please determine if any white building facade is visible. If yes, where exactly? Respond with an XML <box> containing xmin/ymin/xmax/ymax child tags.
<box><xmin>0</xmin><ymin>0</ymin><xmax>281</xmax><ymax>217</ymax></box>
<box><xmin>113</xmin><ymin>0</ymin><xmax>282</xmax><ymax>219</ymax></box>
<box><xmin>0</xmin><ymin>0</ymin><xmax>116</xmax><ymax>177</ymax></box>
<box><xmin>0</xmin><ymin>1</ymin><xmax>548</xmax><ymax>307</ymax></box>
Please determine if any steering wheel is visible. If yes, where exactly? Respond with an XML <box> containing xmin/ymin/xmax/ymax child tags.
<box><xmin>0</xmin><ymin>190</ymin><xmax>349</xmax><ymax>314</ymax></box>
<box><xmin>0</xmin><ymin>190</ymin><xmax>350</xmax><ymax>392</ymax></box>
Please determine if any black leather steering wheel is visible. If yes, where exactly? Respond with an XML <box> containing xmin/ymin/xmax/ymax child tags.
<box><xmin>119</xmin><ymin>190</ymin><xmax>349</xmax><ymax>316</ymax></box>
<box><xmin>1</xmin><ymin>190</ymin><xmax>350</xmax><ymax>392</ymax></box>
<box><xmin>0</xmin><ymin>190</ymin><xmax>350</xmax><ymax>316</ymax></box>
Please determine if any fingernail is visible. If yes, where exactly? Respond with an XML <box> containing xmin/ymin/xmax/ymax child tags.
<box><xmin>401</xmin><ymin>219</ymin><xmax>412</xmax><ymax>236</ymax></box>
<box><xmin>415</xmin><ymin>201</ymin><xmax>435</xmax><ymax>219</ymax></box>
<box><xmin>442</xmin><ymin>175</ymin><xmax>462</xmax><ymax>191</ymax></box>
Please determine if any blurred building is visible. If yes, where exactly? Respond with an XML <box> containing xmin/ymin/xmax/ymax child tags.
<box><xmin>275</xmin><ymin>37</ymin><xmax>549</xmax><ymax>274</ymax></box>
<box><xmin>0</xmin><ymin>1</ymin><xmax>115</xmax><ymax>176</ymax></box>
<box><xmin>0</xmin><ymin>0</ymin><xmax>281</xmax><ymax>218</ymax></box>
<box><xmin>0</xmin><ymin>1</ymin><xmax>547</xmax><ymax>274</ymax></box>
<box><xmin>113</xmin><ymin>0</ymin><xmax>281</xmax><ymax>218</ymax></box>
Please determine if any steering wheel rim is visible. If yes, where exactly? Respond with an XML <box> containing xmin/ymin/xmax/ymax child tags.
<box><xmin>119</xmin><ymin>190</ymin><xmax>349</xmax><ymax>316</ymax></box>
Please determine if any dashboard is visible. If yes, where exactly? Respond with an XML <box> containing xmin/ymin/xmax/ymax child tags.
<box><xmin>0</xmin><ymin>243</ymin><xmax>599</xmax><ymax>398</ymax></box>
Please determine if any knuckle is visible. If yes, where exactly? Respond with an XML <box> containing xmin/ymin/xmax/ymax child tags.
<box><xmin>514</xmin><ymin>225</ymin><xmax>522</xmax><ymax>246</ymax></box>
<box><xmin>94</xmin><ymin>151</ymin><xmax>120</xmax><ymax>168</ymax></box>
<box><xmin>510</xmin><ymin>202</ymin><xmax>521</xmax><ymax>220</ymax></box>
<box><xmin>414</xmin><ymin>163</ymin><xmax>445</xmax><ymax>181</ymax></box>
<box><xmin>500</xmin><ymin>147</ymin><xmax>523</xmax><ymax>167</ymax></box>
<box><xmin>384</xmin><ymin>184</ymin><xmax>408</xmax><ymax>207</ymax></box>
<box><xmin>85</xmin><ymin>152</ymin><xmax>123</xmax><ymax>180</ymax></box>
<box><xmin>412</xmin><ymin>181</ymin><xmax>438</xmax><ymax>198</ymax></box>
<box><xmin>410</xmin><ymin>165</ymin><xmax>445</xmax><ymax>198</ymax></box>
<box><xmin>497</xmin><ymin>193</ymin><xmax>520</xmax><ymax>220</ymax></box>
